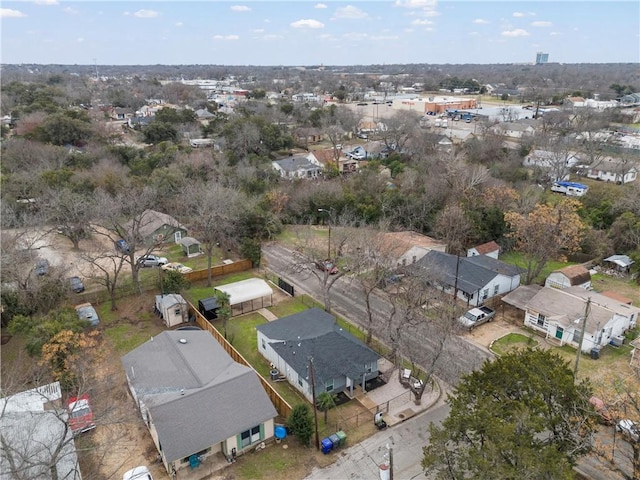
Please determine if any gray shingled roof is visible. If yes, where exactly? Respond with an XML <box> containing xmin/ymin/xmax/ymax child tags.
<box><xmin>413</xmin><ymin>250</ymin><xmax>521</xmax><ymax>295</ymax></box>
<box><xmin>121</xmin><ymin>331</ymin><xmax>277</xmax><ymax>464</ymax></box>
<box><xmin>257</xmin><ymin>308</ymin><xmax>380</xmax><ymax>385</ymax></box>
<box><xmin>125</xmin><ymin>209</ymin><xmax>186</xmax><ymax>239</ymax></box>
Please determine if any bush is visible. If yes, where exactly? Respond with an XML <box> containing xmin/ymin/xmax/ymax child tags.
<box><xmin>287</xmin><ymin>404</ymin><xmax>314</xmax><ymax>447</ymax></box>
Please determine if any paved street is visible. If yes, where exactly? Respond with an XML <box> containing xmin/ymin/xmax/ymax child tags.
<box><xmin>305</xmin><ymin>402</ymin><xmax>451</xmax><ymax>480</ymax></box>
<box><xmin>262</xmin><ymin>243</ymin><xmax>493</xmax><ymax>387</ymax></box>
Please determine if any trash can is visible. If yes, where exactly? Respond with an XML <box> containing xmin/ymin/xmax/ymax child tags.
<box><xmin>590</xmin><ymin>347</ymin><xmax>600</xmax><ymax>360</ymax></box>
<box><xmin>336</xmin><ymin>430</ymin><xmax>347</xmax><ymax>447</ymax></box>
<box><xmin>329</xmin><ymin>433</ymin><xmax>340</xmax><ymax>448</ymax></box>
<box><xmin>321</xmin><ymin>437</ymin><xmax>333</xmax><ymax>454</ymax></box>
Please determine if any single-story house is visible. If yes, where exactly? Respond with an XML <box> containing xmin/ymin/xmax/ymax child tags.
<box><xmin>412</xmin><ymin>251</ymin><xmax>521</xmax><ymax>306</ymax></box>
<box><xmin>125</xmin><ymin>209</ymin><xmax>188</xmax><ymax>245</ymax></box>
<box><xmin>376</xmin><ymin>231</ymin><xmax>447</xmax><ymax>268</ymax></box>
<box><xmin>292</xmin><ymin>127</ymin><xmax>324</xmax><ymax>145</ymax></box>
<box><xmin>578</xmin><ymin>159</ymin><xmax>638</xmax><ymax>184</ymax></box>
<box><xmin>272</xmin><ymin>153</ymin><xmax>322</xmax><ymax>179</ymax></box>
<box><xmin>155</xmin><ymin>294</ymin><xmax>188</xmax><ymax>327</ymax></box>
<box><xmin>490</xmin><ymin>120</ymin><xmax>536</xmax><ymax>139</ymax></box>
<box><xmin>545</xmin><ymin>264</ymin><xmax>591</xmax><ymax>290</ymax></box>
<box><xmin>517</xmin><ymin>286</ymin><xmax>639</xmax><ymax>353</ymax></box>
<box><xmin>121</xmin><ymin>331</ymin><xmax>278</xmax><ymax>474</ymax></box>
<box><xmin>198</xmin><ymin>296</ymin><xmax>219</xmax><ymax>320</ymax></box>
<box><xmin>179</xmin><ymin>237</ymin><xmax>202</xmax><ymax>257</ymax></box>
<box><xmin>604</xmin><ymin>254</ymin><xmax>635</xmax><ymax>273</ymax></box>
<box><xmin>214</xmin><ymin>278</ymin><xmax>273</xmax><ymax>315</ymax></box>
<box><xmin>311</xmin><ymin>149</ymin><xmax>358</xmax><ymax>174</ymax></box>
<box><xmin>0</xmin><ymin>382</ymin><xmax>83</xmax><ymax>480</ymax></box>
<box><xmin>467</xmin><ymin>241</ymin><xmax>500</xmax><ymax>260</ymax></box>
<box><xmin>523</xmin><ymin>149</ymin><xmax>581</xmax><ymax>181</ymax></box>
<box><xmin>256</xmin><ymin>308</ymin><xmax>380</xmax><ymax>402</ymax></box>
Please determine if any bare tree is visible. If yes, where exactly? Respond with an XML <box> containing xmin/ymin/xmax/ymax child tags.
<box><xmin>79</xmin><ymin>250</ymin><xmax>127</xmax><ymax>311</ymax></box>
<box><xmin>180</xmin><ymin>182</ymin><xmax>247</xmax><ymax>286</ymax></box>
<box><xmin>378</xmin><ymin>110</ymin><xmax>420</xmax><ymax>154</ymax></box>
<box><xmin>42</xmin><ymin>189</ymin><xmax>96</xmax><ymax>250</ymax></box>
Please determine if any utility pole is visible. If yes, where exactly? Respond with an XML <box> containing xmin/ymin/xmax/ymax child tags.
<box><xmin>574</xmin><ymin>297</ymin><xmax>591</xmax><ymax>378</ymax></box>
<box><xmin>389</xmin><ymin>444</ymin><xmax>394</xmax><ymax>480</ymax></box>
<box><xmin>309</xmin><ymin>357</ymin><xmax>320</xmax><ymax>451</ymax></box>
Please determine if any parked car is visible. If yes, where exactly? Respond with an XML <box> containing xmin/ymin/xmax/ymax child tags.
<box><xmin>458</xmin><ymin>306</ymin><xmax>495</xmax><ymax>330</ymax></box>
<box><xmin>35</xmin><ymin>258</ymin><xmax>50</xmax><ymax>276</ymax></box>
<box><xmin>136</xmin><ymin>254</ymin><xmax>168</xmax><ymax>267</ymax></box>
<box><xmin>161</xmin><ymin>262</ymin><xmax>193</xmax><ymax>274</ymax></box>
<box><xmin>70</xmin><ymin>276</ymin><xmax>85</xmax><ymax>293</ymax></box>
<box><xmin>123</xmin><ymin>466</ymin><xmax>153</xmax><ymax>480</ymax></box>
<box><xmin>115</xmin><ymin>239</ymin><xmax>130</xmax><ymax>253</ymax></box>
<box><xmin>75</xmin><ymin>303</ymin><xmax>100</xmax><ymax>326</ymax></box>
<box><xmin>66</xmin><ymin>394</ymin><xmax>96</xmax><ymax>435</ymax></box>
<box><xmin>315</xmin><ymin>260</ymin><xmax>338</xmax><ymax>275</ymax></box>
<box><xmin>616</xmin><ymin>419</ymin><xmax>640</xmax><ymax>442</ymax></box>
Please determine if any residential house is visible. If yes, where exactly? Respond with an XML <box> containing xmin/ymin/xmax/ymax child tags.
<box><xmin>189</xmin><ymin>138</ymin><xmax>218</xmax><ymax>149</ymax></box>
<box><xmin>272</xmin><ymin>153</ymin><xmax>322</xmax><ymax>179</ymax></box>
<box><xmin>155</xmin><ymin>294</ymin><xmax>188</xmax><ymax>327</ymax></box>
<box><xmin>124</xmin><ymin>209</ymin><xmax>187</xmax><ymax>245</ymax></box>
<box><xmin>578</xmin><ymin>158</ymin><xmax>638</xmax><ymax>184</ymax></box>
<box><xmin>491</xmin><ymin>119</ymin><xmax>537</xmax><ymax>139</ymax></box>
<box><xmin>195</xmin><ymin>108</ymin><xmax>216</xmax><ymax>124</ymax></box>
<box><xmin>412</xmin><ymin>250</ymin><xmax>521</xmax><ymax>306</ymax></box>
<box><xmin>0</xmin><ymin>382</ymin><xmax>83</xmax><ymax>480</ymax></box>
<box><xmin>523</xmin><ymin>149</ymin><xmax>581</xmax><ymax>181</ymax></box>
<box><xmin>127</xmin><ymin>116</ymin><xmax>153</xmax><ymax>129</ymax></box>
<box><xmin>545</xmin><ymin>265</ymin><xmax>591</xmax><ymax>290</ymax></box>
<box><xmin>519</xmin><ymin>286</ymin><xmax>639</xmax><ymax>353</ymax></box>
<box><xmin>256</xmin><ymin>308</ymin><xmax>380</xmax><ymax>402</ymax></box>
<box><xmin>377</xmin><ymin>231</ymin><xmax>447</xmax><ymax>268</ymax></box>
<box><xmin>121</xmin><ymin>331</ymin><xmax>277</xmax><ymax>474</ymax></box>
<box><xmin>292</xmin><ymin>127</ymin><xmax>324</xmax><ymax>146</ymax></box>
<box><xmin>312</xmin><ymin>149</ymin><xmax>358</xmax><ymax>174</ymax></box>
<box><xmin>467</xmin><ymin>241</ymin><xmax>500</xmax><ymax>259</ymax></box>
<box><xmin>563</xmin><ymin>96</ymin><xmax>586</xmax><ymax>108</ymax></box>
<box><xmin>110</xmin><ymin>107</ymin><xmax>133</xmax><ymax>121</ymax></box>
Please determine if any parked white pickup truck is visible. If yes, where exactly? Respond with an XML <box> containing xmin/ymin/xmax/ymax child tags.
<box><xmin>458</xmin><ymin>306</ymin><xmax>495</xmax><ymax>329</ymax></box>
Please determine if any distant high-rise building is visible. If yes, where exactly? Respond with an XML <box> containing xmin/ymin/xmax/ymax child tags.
<box><xmin>536</xmin><ymin>52</ymin><xmax>549</xmax><ymax>65</ymax></box>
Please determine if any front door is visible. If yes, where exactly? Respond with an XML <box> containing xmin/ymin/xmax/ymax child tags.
<box><xmin>555</xmin><ymin>326</ymin><xmax>564</xmax><ymax>340</ymax></box>
<box><xmin>174</xmin><ymin>230</ymin><xmax>182</xmax><ymax>243</ymax></box>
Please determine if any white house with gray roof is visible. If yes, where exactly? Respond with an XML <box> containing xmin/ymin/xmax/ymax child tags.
<box><xmin>518</xmin><ymin>286</ymin><xmax>639</xmax><ymax>353</ymax></box>
<box><xmin>121</xmin><ymin>331</ymin><xmax>277</xmax><ymax>474</ymax></box>
<box><xmin>272</xmin><ymin>153</ymin><xmax>322</xmax><ymax>179</ymax></box>
<box><xmin>256</xmin><ymin>308</ymin><xmax>380</xmax><ymax>402</ymax></box>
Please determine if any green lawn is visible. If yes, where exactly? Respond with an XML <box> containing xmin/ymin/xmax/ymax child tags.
<box><xmin>183</xmin><ymin>271</ymin><xmax>259</xmax><ymax>304</ymax></box>
<box><xmin>499</xmin><ymin>252</ymin><xmax>576</xmax><ymax>284</ymax></box>
<box><xmin>490</xmin><ymin>332</ymin><xmax>539</xmax><ymax>356</ymax></box>
<box><xmin>268</xmin><ymin>295</ymin><xmax>321</xmax><ymax>317</ymax></box>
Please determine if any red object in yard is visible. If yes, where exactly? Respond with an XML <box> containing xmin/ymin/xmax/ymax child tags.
<box><xmin>67</xmin><ymin>394</ymin><xmax>96</xmax><ymax>435</ymax></box>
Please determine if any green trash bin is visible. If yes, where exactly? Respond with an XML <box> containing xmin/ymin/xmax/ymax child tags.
<box><xmin>336</xmin><ymin>430</ymin><xmax>347</xmax><ymax>447</ymax></box>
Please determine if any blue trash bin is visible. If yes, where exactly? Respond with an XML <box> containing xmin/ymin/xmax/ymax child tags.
<box><xmin>321</xmin><ymin>437</ymin><xmax>333</xmax><ymax>454</ymax></box>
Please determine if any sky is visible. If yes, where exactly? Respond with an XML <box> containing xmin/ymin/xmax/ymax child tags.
<box><xmin>1</xmin><ymin>1</ymin><xmax>639</xmax><ymax>66</ymax></box>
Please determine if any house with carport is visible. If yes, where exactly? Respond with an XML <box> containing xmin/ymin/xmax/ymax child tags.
<box><xmin>121</xmin><ymin>331</ymin><xmax>277</xmax><ymax>475</ymax></box>
<box><xmin>505</xmin><ymin>286</ymin><xmax>639</xmax><ymax>353</ymax></box>
<box><xmin>256</xmin><ymin>308</ymin><xmax>380</xmax><ymax>402</ymax></box>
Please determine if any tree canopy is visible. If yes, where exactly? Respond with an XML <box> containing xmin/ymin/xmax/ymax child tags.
<box><xmin>422</xmin><ymin>348</ymin><xmax>595</xmax><ymax>480</ymax></box>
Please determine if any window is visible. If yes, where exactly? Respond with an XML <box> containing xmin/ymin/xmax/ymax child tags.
<box><xmin>325</xmin><ymin>380</ymin><xmax>334</xmax><ymax>392</ymax></box>
<box><xmin>493</xmin><ymin>284</ymin><xmax>499</xmax><ymax>295</ymax></box>
<box><xmin>365</xmin><ymin>363</ymin><xmax>372</xmax><ymax>373</ymax></box>
<box><xmin>261</xmin><ymin>339</ymin><xmax>266</xmax><ymax>349</ymax></box>
<box><xmin>482</xmin><ymin>289</ymin><xmax>489</xmax><ymax>300</ymax></box>
<box><xmin>412</xmin><ymin>255</ymin><xmax>417</xmax><ymax>263</ymax></box>
<box><xmin>240</xmin><ymin>425</ymin><xmax>261</xmax><ymax>448</ymax></box>
<box><xmin>298</xmin><ymin>376</ymin><xmax>303</xmax><ymax>387</ymax></box>
<box><xmin>537</xmin><ymin>313</ymin><xmax>546</xmax><ymax>327</ymax></box>
<box><xmin>174</xmin><ymin>308</ymin><xmax>181</xmax><ymax>316</ymax></box>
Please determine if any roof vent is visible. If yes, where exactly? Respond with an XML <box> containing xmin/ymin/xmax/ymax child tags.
<box><xmin>179</xmin><ymin>338</ymin><xmax>188</xmax><ymax>344</ymax></box>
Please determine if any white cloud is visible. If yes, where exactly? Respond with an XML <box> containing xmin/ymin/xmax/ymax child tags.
<box><xmin>411</xmin><ymin>18</ymin><xmax>433</xmax><ymax>26</ymax></box>
<box><xmin>175</xmin><ymin>21</ymin><xmax>183</xmax><ymax>27</ymax></box>
<box><xmin>231</xmin><ymin>5</ymin><xmax>251</xmax><ymax>12</ymax></box>
<box><xmin>531</xmin><ymin>21</ymin><xmax>552</xmax><ymax>27</ymax></box>
<box><xmin>290</xmin><ymin>19</ymin><xmax>324</xmax><ymax>29</ymax></box>
<box><xmin>343</xmin><ymin>32</ymin><xmax>368</xmax><ymax>41</ymax></box>
<box><xmin>472</xmin><ymin>18</ymin><xmax>489</xmax><ymax>24</ymax></box>
<box><xmin>212</xmin><ymin>34</ymin><xmax>240</xmax><ymax>40</ymax></box>
<box><xmin>502</xmin><ymin>28</ymin><xmax>530</xmax><ymax>37</ymax></box>
<box><xmin>550</xmin><ymin>31</ymin><xmax>561</xmax><ymax>36</ymax></box>
<box><xmin>263</xmin><ymin>34</ymin><xmax>283</xmax><ymax>40</ymax></box>
<box><xmin>1</xmin><ymin>8</ymin><xmax>27</xmax><ymax>18</ymax></box>
<box><xmin>513</xmin><ymin>11</ymin><xmax>535</xmax><ymax>17</ymax></box>
<box><xmin>314</xmin><ymin>3</ymin><xmax>327</xmax><ymax>8</ymax></box>
<box><xmin>133</xmin><ymin>9</ymin><xmax>159</xmax><ymax>18</ymax></box>
<box><xmin>334</xmin><ymin>5</ymin><xmax>369</xmax><ymax>19</ymax></box>
<box><xmin>253</xmin><ymin>28</ymin><xmax>265</xmax><ymax>33</ymax></box>
<box><xmin>34</xmin><ymin>0</ymin><xmax>58</xmax><ymax>5</ymax></box>
<box><xmin>63</xmin><ymin>6</ymin><xmax>78</xmax><ymax>14</ymax></box>
<box><xmin>394</xmin><ymin>0</ymin><xmax>437</xmax><ymax>8</ymax></box>
<box><xmin>76</xmin><ymin>37</ymin><xmax>84</xmax><ymax>43</ymax></box>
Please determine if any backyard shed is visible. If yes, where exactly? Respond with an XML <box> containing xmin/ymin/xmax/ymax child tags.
<box><xmin>155</xmin><ymin>294</ymin><xmax>188</xmax><ymax>327</ymax></box>
<box><xmin>178</xmin><ymin>237</ymin><xmax>202</xmax><ymax>257</ymax></box>
<box><xmin>198</xmin><ymin>296</ymin><xmax>219</xmax><ymax>320</ymax></box>
<box><xmin>214</xmin><ymin>278</ymin><xmax>273</xmax><ymax>315</ymax></box>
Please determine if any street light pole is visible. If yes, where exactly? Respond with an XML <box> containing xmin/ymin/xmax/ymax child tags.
<box><xmin>318</xmin><ymin>208</ymin><xmax>331</xmax><ymax>260</ymax></box>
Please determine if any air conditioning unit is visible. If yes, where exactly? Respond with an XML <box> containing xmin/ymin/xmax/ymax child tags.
<box><xmin>610</xmin><ymin>335</ymin><xmax>625</xmax><ymax>347</ymax></box>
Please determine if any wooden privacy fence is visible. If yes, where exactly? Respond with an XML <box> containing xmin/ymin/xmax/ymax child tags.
<box><xmin>187</xmin><ymin>301</ymin><xmax>292</xmax><ymax>420</ymax></box>
<box><xmin>184</xmin><ymin>259</ymin><xmax>253</xmax><ymax>282</ymax></box>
